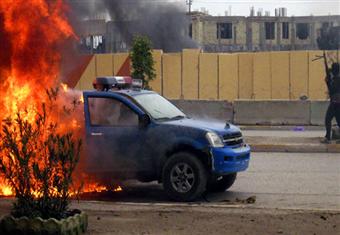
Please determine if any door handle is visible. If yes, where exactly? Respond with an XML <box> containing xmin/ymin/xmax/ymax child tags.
<box><xmin>91</xmin><ymin>132</ymin><xmax>103</xmax><ymax>136</ymax></box>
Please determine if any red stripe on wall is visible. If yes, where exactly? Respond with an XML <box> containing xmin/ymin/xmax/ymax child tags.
<box><xmin>62</xmin><ymin>54</ymin><xmax>94</xmax><ymax>88</ymax></box>
<box><xmin>116</xmin><ymin>57</ymin><xmax>131</xmax><ymax>76</ymax></box>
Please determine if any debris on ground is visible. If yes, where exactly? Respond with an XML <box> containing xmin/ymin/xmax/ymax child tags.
<box><xmin>221</xmin><ymin>196</ymin><xmax>256</xmax><ymax>204</ymax></box>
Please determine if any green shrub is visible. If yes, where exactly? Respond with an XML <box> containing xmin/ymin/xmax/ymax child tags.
<box><xmin>0</xmin><ymin>88</ymin><xmax>82</xmax><ymax>220</ymax></box>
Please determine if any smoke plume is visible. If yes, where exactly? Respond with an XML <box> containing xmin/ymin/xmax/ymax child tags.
<box><xmin>68</xmin><ymin>0</ymin><xmax>198</xmax><ymax>52</ymax></box>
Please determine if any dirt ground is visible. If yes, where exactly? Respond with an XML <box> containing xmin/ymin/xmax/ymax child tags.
<box><xmin>85</xmin><ymin>205</ymin><xmax>339</xmax><ymax>235</ymax></box>
<box><xmin>0</xmin><ymin>199</ymin><xmax>339</xmax><ymax>235</ymax></box>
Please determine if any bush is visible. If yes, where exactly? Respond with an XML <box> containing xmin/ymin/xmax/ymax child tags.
<box><xmin>0</xmin><ymin>88</ymin><xmax>82</xmax><ymax>220</ymax></box>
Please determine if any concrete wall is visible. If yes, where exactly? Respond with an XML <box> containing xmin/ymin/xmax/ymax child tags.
<box><xmin>199</xmin><ymin>53</ymin><xmax>218</xmax><ymax>99</ymax></box>
<box><xmin>238</xmin><ymin>53</ymin><xmax>254</xmax><ymax>99</ymax></box>
<box><xmin>163</xmin><ymin>53</ymin><xmax>182</xmax><ymax>99</ymax></box>
<box><xmin>169</xmin><ymin>100</ymin><xmax>329</xmax><ymax>126</ymax></box>
<box><xmin>219</xmin><ymin>54</ymin><xmax>238</xmax><ymax>100</ymax></box>
<box><xmin>182</xmin><ymin>49</ymin><xmax>200</xmax><ymax>99</ymax></box>
<box><xmin>95</xmin><ymin>54</ymin><xmax>113</xmax><ymax>77</ymax></box>
<box><xmin>253</xmin><ymin>52</ymin><xmax>271</xmax><ymax>99</ymax></box>
<box><xmin>149</xmin><ymin>50</ymin><xmax>163</xmax><ymax>94</ymax></box>
<box><xmin>113</xmin><ymin>53</ymin><xmax>129</xmax><ymax>75</ymax></box>
<box><xmin>308</xmin><ymin>51</ymin><xmax>327</xmax><ymax>99</ymax></box>
<box><xmin>75</xmin><ymin>56</ymin><xmax>96</xmax><ymax>90</ymax></box>
<box><xmin>73</xmin><ymin>53</ymin><xmax>330</xmax><ymax>126</ymax></box>
<box><xmin>271</xmin><ymin>52</ymin><xmax>290</xmax><ymax>99</ymax></box>
<box><xmin>234</xmin><ymin>100</ymin><xmax>329</xmax><ymax>125</ymax></box>
<box><xmin>310</xmin><ymin>101</ymin><xmax>328</xmax><ymax>125</ymax></box>
<box><xmin>290</xmin><ymin>51</ymin><xmax>309</xmax><ymax>99</ymax></box>
<box><xmin>76</xmin><ymin>50</ymin><xmax>334</xmax><ymax>101</ymax></box>
<box><xmin>234</xmin><ymin>100</ymin><xmax>310</xmax><ymax>125</ymax></box>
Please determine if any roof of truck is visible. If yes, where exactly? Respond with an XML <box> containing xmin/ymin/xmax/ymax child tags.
<box><xmin>114</xmin><ymin>89</ymin><xmax>155</xmax><ymax>97</ymax></box>
<box><xmin>83</xmin><ymin>89</ymin><xmax>156</xmax><ymax>98</ymax></box>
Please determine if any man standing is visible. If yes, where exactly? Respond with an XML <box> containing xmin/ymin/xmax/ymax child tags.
<box><xmin>323</xmin><ymin>62</ymin><xmax>340</xmax><ymax>143</ymax></box>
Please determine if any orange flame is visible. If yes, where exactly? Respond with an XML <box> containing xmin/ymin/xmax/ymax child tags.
<box><xmin>0</xmin><ymin>184</ymin><xmax>13</xmax><ymax>197</ymax></box>
<box><xmin>114</xmin><ymin>186</ymin><xmax>123</xmax><ymax>192</ymax></box>
<box><xmin>0</xmin><ymin>0</ymin><xmax>80</xmax><ymax>197</ymax></box>
<box><xmin>61</xmin><ymin>83</ymin><xmax>69</xmax><ymax>92</ymax></box>
<box><xmin>0</xmin><ymin>0</ymin><xmax>116</xmax><ymax>198</ymax></box>
<box><xmin>0</xmin><ymin>182</ymin><xmax>124</xmax><ymax>198</ymax></box>
<box><xmin>82</xmin><ymin>183</ymin><xmax>123</xmax><ymax>193</ymax></box>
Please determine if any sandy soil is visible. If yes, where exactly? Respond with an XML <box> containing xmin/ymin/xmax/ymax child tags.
<box><xmin>84</xmin><ymin>205</ymin><xmax>339</xmax><ymax>235</ymax></box>
<box><xmin>0</xmin><ymin>199</ymin><xmax>339</xmax><ymax>235</ymax></box>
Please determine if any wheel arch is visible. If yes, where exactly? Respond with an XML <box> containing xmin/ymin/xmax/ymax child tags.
<box><xmin>158</xmin><ymin>143</ymin><xmax>212</xmax><ymax>181</ymax></box>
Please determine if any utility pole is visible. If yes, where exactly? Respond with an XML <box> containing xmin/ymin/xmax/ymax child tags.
<box><xmin>186</xmin><ymin>0</ymin><xmax>193</xmax><ymax>13</ymax></box>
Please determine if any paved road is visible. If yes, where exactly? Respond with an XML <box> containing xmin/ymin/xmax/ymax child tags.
<box><xmin>81</xmin><ymin>152</ymin><xmax>340</xmax><ymax>211</ymax></box>
<box><xmin>220</xmin><ymin>152</ymin><xmax>340</xmax><ymax>210</ymax></box>
<box><xmin>1</xmin><ymin>152</ymin><xmax>339</xmax><ymax>234</ymax></box>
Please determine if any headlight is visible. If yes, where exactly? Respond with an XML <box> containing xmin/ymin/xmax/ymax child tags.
<box><xmin>206</xmin><ymin>132</ymin><xmax>224</xmax><ymax>148</ymax></box>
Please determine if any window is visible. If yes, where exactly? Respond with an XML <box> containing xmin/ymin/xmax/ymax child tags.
<box><xmin>189</xmin><ymin>23</ymin><xmax>193</xmax><ymax>38</ymax></box>
<box><xmin>217</xmin><ymin>23</ymin><xmax>233</xmax><ymax>39</ymax></box>
<box><xmin>282</xmin><ymin>22</ymin><xmax>289</xmax><ymax>39</ymax></box>
<box><xmin>296</xmin><ymin>23</ymin><xmax>309</xmax><ymax>40</ymax></box>
<box><xmin>79</xmin><ymin>35</ymin><xmax>105</xmax><ymax>53</ymax></box>
<box><xmin>134</xmin><ymin>93</ymin><xmax>185</xmax><ymax>121</ymax></box>
<box><xmin>265</xmin><ymin>22</ymin><xmax>275</xmax><ymax>40</ymax></box>
<box><xmin>322</xmin><ymin>22</ymin><xmax>330</xmax><ymax>29</ymax></box>
<box><xmin>88</xmin><ymin>97</ymin><xmax>138</xmax><ymax>126</ymax></box>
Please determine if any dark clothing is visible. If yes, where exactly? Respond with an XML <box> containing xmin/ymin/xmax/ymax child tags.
<box><xmin>325</xmin><ymin>103</ymin><xmax>340</xmax><ymax>140</ymax></box>
<box><xmin>326</xmin><ymin>75</ymin><xmax>340</xmax><ymax>103</ymax></box>
<box><xmin>325</xmin><ymin>74</ymin><xmax>340</xmax><ymax>140</ymax></box>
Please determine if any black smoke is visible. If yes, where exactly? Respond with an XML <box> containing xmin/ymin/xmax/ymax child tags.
<box><xmin>67</xmin><ymin>0</ymin><xmax>197</xmax><ymax>52</ymax></box>
<box><xmin>317</xmin><ymin>26</ymin><xmax>340</xmax><ymax>50</ymax></box>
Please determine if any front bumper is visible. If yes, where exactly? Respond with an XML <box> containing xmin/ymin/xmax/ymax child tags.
<box><xmin>211</xmin><ymin>144</ymin><xmax>251</xmax><ymax>175</ymax></box>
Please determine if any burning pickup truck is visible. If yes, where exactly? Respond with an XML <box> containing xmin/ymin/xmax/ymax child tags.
<box><xmin>82</xmin><ymin>77</ymin><xmax>251</xmax><ymax>201</ymax></box>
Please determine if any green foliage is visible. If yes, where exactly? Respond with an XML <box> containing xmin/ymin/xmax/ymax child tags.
<box><xmin>0</xmin><ymin>88</ymin><xmax>82</xmax><ymax>220</ymax></box>
<box><xmin>130</xmin><ymin>35</ymin><xmax>156</xmax><ymax>89</ymax></box>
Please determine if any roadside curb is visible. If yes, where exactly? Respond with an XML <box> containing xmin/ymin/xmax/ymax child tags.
<box><xmin>74</xmin><ymin>201</ymin><xmax>340</xmax><ymax>212</ymax></box>
<box><xmin>249</xmin><ymin>143</ymin><xmax>340</xmax><ymax>153</ymax></box>
<box><xmin>240</xmin><ymin>125</ymin><xmax>324</xmax><ymax>131</ymax></box>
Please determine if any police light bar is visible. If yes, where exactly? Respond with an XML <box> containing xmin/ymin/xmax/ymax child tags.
<box><xmin>96</xmin><ymin>76</ymin><xmax>116</xmax><ymax>85</ymax></box>
<box><xmin>94</xmin><ymin>76</ymin><xmax>116</xmax><ymax>91</ymax></box>
<box><xmin>114</xmin><ymin>76</ymin><xmax>132</xmax><ymax>85</ymax></box>
<box><xmin>114</xmin><ymin>76</ymin><xmax>132</xmax><ymax>89</ymax></box>
<box><xmin>132</xmin><ymin>79</ymin><xmax>143</xmax><ymax>89</ymax></box>
<box><xmin>93</xmin><ymin>76</ymin><xmax>132</xmax><ymax>90</ymax></box>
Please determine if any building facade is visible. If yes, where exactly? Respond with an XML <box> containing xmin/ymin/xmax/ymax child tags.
<box><xmin>190</xmin><ymin>14</ymin><xmax>340</xmax><ymax>52</ymax></box>
<box><xmin>78</xmin><ymin>13</ymin><xmax>340</xmax><ymax>53</ymax></box>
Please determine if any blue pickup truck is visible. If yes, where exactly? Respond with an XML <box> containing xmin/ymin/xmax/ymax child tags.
<box><xmin>83</xmin><ymin>77</ymin><xmax>251</xmax><ymax>201</ymax></box>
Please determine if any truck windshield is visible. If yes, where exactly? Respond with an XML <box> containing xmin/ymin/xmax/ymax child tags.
<box><xmin>134</xmin><ymin>93</ymin><xmax>186</xmax><ymax>121</ymax></box>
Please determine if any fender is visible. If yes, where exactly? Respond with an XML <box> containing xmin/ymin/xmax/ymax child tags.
<box><xmin>156</xmin><ymin>136</ymin><xmax>212</xmax><ymax>180</ymax></box>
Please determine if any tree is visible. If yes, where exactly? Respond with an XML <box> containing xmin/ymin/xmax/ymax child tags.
<box><xmin>130</xmin><ymin>36</ymin><xmax>156</xmax><ymax>89</ymax></box>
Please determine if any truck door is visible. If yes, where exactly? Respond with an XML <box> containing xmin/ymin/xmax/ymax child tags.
<box><xmin>84</xmin><ymin>94</ymin><xmax>145</xmax><ymax>179</ymax></box>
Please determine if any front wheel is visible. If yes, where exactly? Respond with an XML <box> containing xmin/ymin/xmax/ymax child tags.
<box><xmin>162</xmin><ymin>152</ymin><xmax>207</xmax><ymax>201</ymax></box>
<box><xmin>207</xmin><ymin>173</ymin><xmax>237</xmax><ymax>193</ymax></box>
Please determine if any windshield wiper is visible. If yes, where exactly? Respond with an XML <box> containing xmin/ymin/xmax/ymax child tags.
<box><xmin>170</xmin><ymin>115</ymin><xmax>186</xmax><ymax>120</ymax></box>
<box><xmin>155</xmin><ymin>117</ymin><xmax>172</xmax><ymax>121</ymax></box>
<box><xmin>155</xmin><ymin>115</ymin><xmax>185</xmax><ymax>121</ymax></box>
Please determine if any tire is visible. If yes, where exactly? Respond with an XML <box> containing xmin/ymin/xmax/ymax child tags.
<box><xmin>162</xmin><ymin>152</ymin><xmax>208</xmax><ymax>202</ymax></box>
<box><xmin>207</xmin><ymin>173</ymin><xmax>237</xmax><ymax>193</ymax></box>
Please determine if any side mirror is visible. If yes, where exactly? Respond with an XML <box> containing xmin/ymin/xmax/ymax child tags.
<box><xmin>139</xmin><ymin>114</ymin><xmax>150</xmax><ymax>128</ymax></box>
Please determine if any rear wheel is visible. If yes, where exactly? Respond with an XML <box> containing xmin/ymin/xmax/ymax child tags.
<box><xmin>162</xmin><ymin>152</ymin><xmax>207</xmax><ymax>201</ymax></box>
<box><xmin>207</xmin><ymin>173</ymin><xmax>237</xmax><ymax>192</ymax></box>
